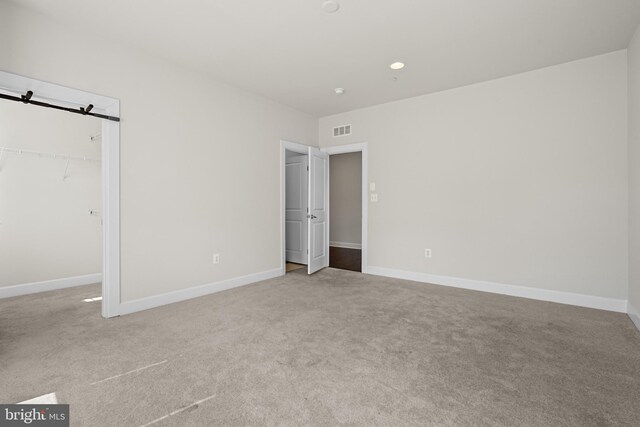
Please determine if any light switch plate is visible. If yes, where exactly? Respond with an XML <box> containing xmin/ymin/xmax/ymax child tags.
<box><xmin>370</xmin><ymin>182</ymin><xmax>376</xmax><ymax>191</ymax></box>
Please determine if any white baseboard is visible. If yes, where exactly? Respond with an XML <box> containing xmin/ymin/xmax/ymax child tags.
<box><xmin>0</xmin><ymin>273</ymin><xmax>102</xmax><ymax>299</ymax></box>
<box><xmin>366</xmin><ymin>266</ymin><xmax>627</xmax><ymax>313</ymax></box>
<box><xmin>119</xmin><ymin>268</ymin><xmax>282</xmax><ymax>315</ymax></box>
<box><xmin>628</xmin><ymin>303</ymin><xmax>640</xmax><ymax>332</ymax></box>
<box><xmin>330</xmin><ymin>241</ymin><xmax>362</xmax><ymax>250</ymax></box>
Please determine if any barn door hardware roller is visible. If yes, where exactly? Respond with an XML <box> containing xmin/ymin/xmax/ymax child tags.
<box><xmin>0</xmin><ymin>90</ymin><xmax>120</xmax><ymax>122</ymax></box>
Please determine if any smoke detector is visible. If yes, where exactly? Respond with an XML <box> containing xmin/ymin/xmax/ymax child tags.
<box><xmin>334</xmin><ymin>87</ymin><xmax>345</xmax><ymax>95</ymax></box>
<box><xmin>322</xmin><ymin>1</ymin><xmax>340</xmax><ymax>13</ymax></box>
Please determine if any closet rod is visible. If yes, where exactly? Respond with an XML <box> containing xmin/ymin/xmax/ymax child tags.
<box><xmin>0</xmin><ymin>146</ymin><xmax>100</xmax><ymax>163</ymax></box>
<box><xmin>0</xmin><ymin>91</ymin><xmax>120</xmax><ymax>122</ymax></box>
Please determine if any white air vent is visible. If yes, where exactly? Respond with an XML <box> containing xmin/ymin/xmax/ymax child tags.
<box><xmin>333</xmin><ymin>124</ymin><xmax>351</xmax><ymax>137</ymax></box>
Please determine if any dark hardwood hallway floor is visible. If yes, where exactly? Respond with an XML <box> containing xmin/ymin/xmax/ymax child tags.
<box><xmin>329</xmin><ymin>246</ymin><xmax>361</xmax><ymax>272</ymax></box>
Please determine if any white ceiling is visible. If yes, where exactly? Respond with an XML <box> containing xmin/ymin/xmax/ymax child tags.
<box><xmin>11</xmin><ymin>0</ymin><xmax>640</xmax><ymax>117</ymax></box>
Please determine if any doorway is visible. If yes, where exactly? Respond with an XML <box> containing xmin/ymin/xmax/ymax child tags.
<box><xmin>280</xmin><ymin>141</ymin><xmax>368</xmax><ymax>276</ymax></box>
<box><xmin>328</xmin><ymin>152</ymin><xmax>362</xmax><ymax>272</ymax></box>
<box><xmin>323</xmin><ymin>143</ymin><xmax>368</xmax><ymax>274</ymax></box>
<box><xmin>0</xmin><ymin>102</ymin><xmax>103</xmax><ymax>305</ymax></box>
<box><xmin>281</xmin><ymin>140</ymin><xmax>330</xmax><ymax>275</ymax></box>
<box><xmin>0</xmin><ymin>71</ymin><xmax>120</xmax><ymax>318</ymax></box>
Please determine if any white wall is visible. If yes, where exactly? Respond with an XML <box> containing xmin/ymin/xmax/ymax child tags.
<box><xmin>320</xmin><ymin>51</ymin><xmax>629</xmax><ymax>302</ymax></box>
<box><xmin>330</xmin><ymin>152</ymin><xmax>361</xmax><ymax>247</ymax></box>
<box><xmin>629</xmin><ymin>25</ymin><xmax>640</xmax><ymax>321</ymax></box>
<box><xmin>0</xmin><ymin>103</ymin><xmax>101</xmax><ymax>286</ymax></box>
<box><xmin>0</xmin><ymin>2</ymin><xmax>318</xmax><ymax>302</ymax></box>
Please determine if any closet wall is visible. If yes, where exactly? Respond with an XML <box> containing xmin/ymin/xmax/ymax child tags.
<box><xmin>0</xmin><ymin>102</ymin><xmax>102</xmax><ymax>287</ymax></box>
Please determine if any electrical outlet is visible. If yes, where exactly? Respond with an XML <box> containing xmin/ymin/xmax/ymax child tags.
<box><xmin>212</xmin><ymin>253</ymin><xmax>220</xmax><ymax>264</ymax></box>
<box><xmin>424</xmin><ymin>249</ymin><xmax>432</xmax><ymax>258</ymax></box>
<box><xmin>370</xmin><ymin>193</ymin><xmax>378</xmax><ymax>202</ymax></box>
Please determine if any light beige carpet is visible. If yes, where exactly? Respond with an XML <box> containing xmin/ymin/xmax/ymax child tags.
<box><xmin>1</xmin><ymin>268</ymin><xmax>639</xmax><ymax>426</ymax></box>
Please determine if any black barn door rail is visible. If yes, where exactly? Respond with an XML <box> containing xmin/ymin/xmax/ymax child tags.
<box><xmin>0</xmin><ymin>90</ymin><xmax>120</xmax><ymax>122</ymax></box>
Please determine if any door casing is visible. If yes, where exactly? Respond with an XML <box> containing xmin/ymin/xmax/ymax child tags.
<box><xmin>322</xmin><ymin>143</ymin><xmax>368</xmax><ymax>274</ymax></box>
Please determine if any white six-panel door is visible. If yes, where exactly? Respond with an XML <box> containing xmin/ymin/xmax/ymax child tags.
<box><xmin>307</xmin><ymin>147</ymin><xmax>329</xmax><ymax>274</ymax></box>
<box><xmin>285</xmin><ymin>155</ymin><xmax>309</xmax><ymax>264</ymax></box>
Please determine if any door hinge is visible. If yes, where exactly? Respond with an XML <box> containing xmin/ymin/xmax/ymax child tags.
<box><xmin>307</xmin><ymin>166</ymin><xmax>309</xmax><ymax>171</ymax></box>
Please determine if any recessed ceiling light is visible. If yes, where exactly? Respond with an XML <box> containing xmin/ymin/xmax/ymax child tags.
<box><xmin>334</xmin><ymin>88</ymin><xmax>345</xmax><ymax>95</ymax></box>
<box><xmin>322</xmin><ymin>1</ymin><xmax>340</xmax><ymax>13</ymax></box>
<box><xmin>390</xmin><ymin>62</ymin><xmax>405</xmax><ymax>70</ymax></box>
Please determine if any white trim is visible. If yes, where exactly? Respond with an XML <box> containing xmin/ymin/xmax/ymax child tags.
<box><xmin>322</xmin><ymin>143</ymin><xmax>368</xmax><ymax>273</ymax></box>
<box><xmin>330</xmin><ymin>241</ymin><xmax>362</xmax><ymax>250</ymax></box>
<box><xmin>367</xmin><ymin>266</ymin><xmax>628</xmax><ymax>313</ymax></box>
<box><xmin>280</xmin><ymin>140</ymin><xmax>315</xmax><ymax>276</ymax></box>
<box><xmin>0</xmin><ymin>274</ymin><xmax>102</xmax><ymax>299</ymax></box>
<box><xmin>628</xmin><ymin>303</ymin><xmax>640</xmax><ymax>332</ymax></box>
<box><xmin>119</xmin><ymin>268</ymin><xmax>281</xmax><ymax>315</ymax></box>
<box><xmin>0</xmin><ymin>71</ymin><xmax>121</xmax><ymax>318</ymax></box>
<box><xmin>101</xmin><ymin>105</ymin><xmax>120</xmax><ymax>318</ymax></box>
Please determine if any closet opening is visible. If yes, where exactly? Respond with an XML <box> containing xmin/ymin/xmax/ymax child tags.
<box><xmin>0</xmin><ymin>101</ymin><xmax>104</xmax><ymax>311</ymax></box>
<box><xmin>0</xmin><ymin>71</ymin><xmax>120</xmax><ymax>318</ymax></box>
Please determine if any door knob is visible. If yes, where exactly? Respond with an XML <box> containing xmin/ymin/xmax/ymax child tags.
<box><xmin>308</xmin><ymin>214</ymin><xmax>317</xmax><ymax>219</ymax></box>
